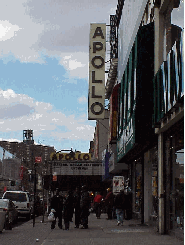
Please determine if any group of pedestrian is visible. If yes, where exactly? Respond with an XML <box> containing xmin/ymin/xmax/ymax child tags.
<box><xmin>50</xmin><ymin>185</ymin><xmax>91</xmax><ymax>230</ymax></box>
<box><xmin>93</xmin><ymin>187</ymin><xmax>126</xmax><ymax>226</ymax></box>
<box><xmin>50</xmin><ymin>185</ymin><xmax>129</xmax><ymax>230</ymax></box>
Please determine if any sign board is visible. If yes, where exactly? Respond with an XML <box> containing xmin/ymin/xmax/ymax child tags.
<box><xmin>110</xmin><ymin>15</ymin><xmax>117</xmax><ymax>59</ymax></box>
<box><xmin>53</xmin><ymin>172</ymin><xmax>57</xmax><ymax>182</ymax></box>
<box><xmin>113</xmin><ymin>176</ymin><xmax>124</xmax><ymax>195</ymax></box>
<box><xmin>35</xmin><ymin>157</ymin><xmax>42</xmax><ymax>163</ymax></box>
<box><xmin>109</xmin><ymin>84</ymin><xmax>119</xmax><ymax>143</ymax></box>
<box><xmin>50</xmin><ymin>152</ymin><xmax>91</xmax><ymax>161</ymax></box>
<box><xmin>88</xmin><ymin>23</ymin><xmax>106</xmax><ymax>120</ymax></box>
<box><xmin>51</xmin><ymin>161</ymin><xmax>102</xmax><ymax>176</ymax></box>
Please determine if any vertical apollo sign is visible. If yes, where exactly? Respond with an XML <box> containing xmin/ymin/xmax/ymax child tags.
<box><xmin>88</xmin><ymin>23</ymin><xmax>106</xmax><ymax>120</ymax></box>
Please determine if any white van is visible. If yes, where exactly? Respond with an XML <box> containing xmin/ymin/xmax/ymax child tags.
<box><xmin>2</xmin><ymin>191</ymin><xmax>31</xmax><ymax>220</ymax></box>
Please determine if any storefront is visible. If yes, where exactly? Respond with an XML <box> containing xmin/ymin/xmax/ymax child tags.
<box><xmin>131</xmin><ymin>157</ymin><xmax>143</xmax><ymax>219</ymax></box>
<box><xmin>142</xmin><ymin>146</ymin><xmax>158</xmax><ymax>226</ymax></box>
<box><xmin>164</xmin><ymin>119</ymin><xmax>184</xmax><ymax>233</ymax></box>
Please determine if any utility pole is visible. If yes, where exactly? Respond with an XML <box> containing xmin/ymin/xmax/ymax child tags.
<box><xmin>33</xmin><ymin>159</ymin><xmax>37</xmax><ymax>227</ymax></box>
<box><xmin>22</xmin><ymin>130</ymin><xmax>35</xmax><ymax>226</ymax></box>
<box><xmin>48</xmin><ymin>160</ymin><xmax>52</xmax><ymax>213</ymax></box>
<box><xmin>42</xmin><ymin>164</ymin><xmax>47</xmax><ymax>223</ymax></box>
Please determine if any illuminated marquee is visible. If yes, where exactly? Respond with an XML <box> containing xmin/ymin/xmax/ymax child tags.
<box><xmin>88</xmin><ymin>23</ymin><xmax>106</xmax><ymax>120</ymax></box>
<box><xmin>50</xmin><ymin>152</ymin><xmax>91</xmax><ymax>161</ymax></box>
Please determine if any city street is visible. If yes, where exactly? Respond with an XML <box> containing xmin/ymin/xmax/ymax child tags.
<box><xmin>0</xmin><ymin>213</ymin><xmax>183</xmax><ymax>245</ymax></box>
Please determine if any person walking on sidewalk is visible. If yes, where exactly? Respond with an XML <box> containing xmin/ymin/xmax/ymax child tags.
<box><xmin>80</xmin><ymin>185</ymin><xmax>91</xmax><ymax>229</ymax></box>
<box><xmin>114</xmin><ymin>189</ymin><xmax>125</xmax><ymax>226</ymax></box>
<box><xmin>63</xmin><ymin>190</ymin><xmax>73</xmax><ymax>230</ymax></box>
<box><xmin>93</xmin><ymin>192</ymin><xmax>103</xmax><ymax>219</ymax></box>
<box><xmin>73</xmin><ymin>187</ymin><xmax>81</xmax><ymax>228</ymax></box>
<box><xmin>68</xmin><ymin>190</ymin><xmax>74</xmax><ymax>222</ymax></box>
<box><xmin>50</xmin><ymin>188</ymin><xmax>63</xmax><ymax>229</ymax></box>
<box><xmin>105</xmin><ymin>188</ymin><xmax>114</xmax><ymax>220</ymax></box>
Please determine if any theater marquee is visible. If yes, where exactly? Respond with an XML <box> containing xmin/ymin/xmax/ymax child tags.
<box><xmin>88</xmin><ymin>23</ymin><xmax>106</xmax><ymax>120</ymax></box>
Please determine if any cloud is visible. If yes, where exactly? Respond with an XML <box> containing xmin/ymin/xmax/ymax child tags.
<box><xmin>0</xmin><ymin>88</ymin><xmax>94</xmax><ymax>141</ymax></box>
<box><xmin>59</xmin><ymin>52</ymin><xmax>88</xmax><ymax>78</ymax></box>
<box><xmin>0</xmin><ymin>104</ymin><xmax>34</xmax><ymax>119</ymax></box>
<box><xmin>0</xmin><ymin>20</ymin><xmax>22</xmax><ymax>42</ymax></box>
<box><xmin>0</xmin><ymin>0</ymin><xmax>117</xmax><ymax>77</ymax></box>
<box><xmin>78</xmin><ymin>96</ymin><xmax>88</xmax><ymax>104</ymax></box>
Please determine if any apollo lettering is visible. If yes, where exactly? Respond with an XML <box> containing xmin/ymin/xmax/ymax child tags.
<box><xmin>50</xmin><ymin>152</ymin><xmax>91</xmax><ymax>161</ymax></box>
<box><xmin>88</xmin><ymin>24</ymin><xmax>106</xmax><ymax>119</ymax></box>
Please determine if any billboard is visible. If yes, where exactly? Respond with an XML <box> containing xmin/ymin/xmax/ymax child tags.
<box><xmin>88</xmin><ymin>23</ymin><xmax>106</xmax><ymax>120</ymax></box>
<box><xmin>113</xmin><ymin>176</ymin><xmax>124</xmax><ymax>195</ymax></box>
<box><xmin>109</xmin><ymin>84</ymin><xmax>119</xmax><ymax>143</ymax></box>
<box><xmin>102</xmin><ymin>150</ymin><xmax>110</xmax><ymax>181</ymax></box>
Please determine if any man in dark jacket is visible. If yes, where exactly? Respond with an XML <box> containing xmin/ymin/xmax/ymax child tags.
<box><xmin>73</xmin><ymin>187</ymin><xmax>81</xmax><ymax>228</ymax></box>
<box><xmin>50</xmin><ymin>188</ymin><xmax>63</xmax><ymax>229</ymax></box>
<box><xmin>80</xmin><ymin>185</ymin><xmax>91</xmax><ymax>229</ymax></box>
<box><xmin>114</xmin><ymin>189</ymin><xmax>125</xmax><ymax>226</ymax></box>
<box><xmin>63</xmin><ymin>190</ymin><xmax>74</xmax><ymax>230</ymax></box>
<box><xmin>104</xmin><ymin>188</ymin><xmax>114</xmax><ymax>220</ymax></box>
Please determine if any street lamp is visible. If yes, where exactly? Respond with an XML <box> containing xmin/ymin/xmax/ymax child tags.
<box><xmin>41</xmin><ymin>167</ymin><xmax>47</xmax><ymax>223</ymax></box>
<box><xmin>33</xmin><ymin>156</ymin><xmax>42</xmax><ymax>227</ymax></box>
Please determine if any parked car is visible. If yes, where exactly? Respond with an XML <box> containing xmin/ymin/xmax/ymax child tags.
<box><xmin>0</xmin><ymin>199</ymin><xmax>18</xmax><ymax>230</ymax></box>
<box><xmin>0</xmin><ymin>211</ymin><xmax>6</xmax><ymax>233</ymax></box>
<box><xmin>2</xmin><ymin>191</ymin><xmax>31</xmax><ymax>220</ymax></box>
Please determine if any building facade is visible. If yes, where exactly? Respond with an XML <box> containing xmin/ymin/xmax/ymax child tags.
<box><xmin>0</xmin><ymin>146</ymin><xmax>21</xmax><ymax>196</ymax></box>
<box><xmin>95</xmin><ymin>0</ymin><xmax>184</xmax><ymax>238</ymax></box>
<box><xmin>0</xmin><ymin>140</ymin><xmax>55</xmax><ymax>194</ymax></box>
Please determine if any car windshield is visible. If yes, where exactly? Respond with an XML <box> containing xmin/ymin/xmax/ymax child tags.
<box><xmin>0</xmin><ymin>200</ymin><xmax>8</xmax><ymax>208</ymax></box>
<box><xmin>4</xmin><ymin>192</ymin><xmax>27</xmax><ymax>202</ymax></box>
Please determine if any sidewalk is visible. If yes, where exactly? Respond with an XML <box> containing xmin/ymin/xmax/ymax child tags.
<box><xmin>40</xmin><ymin>213</ymin><xmax>184</xmax><ymax>245</ymax></box>
<box><xmin>0</xmin><ymin>213</ymin><xmax>183</xmax><ymax>245</ymax></box>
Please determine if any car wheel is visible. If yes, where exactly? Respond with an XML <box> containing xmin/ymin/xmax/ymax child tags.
<box><xmin>8</xmin><ymin>222</ymin><xmax>12</xmax><ymax>230</ymax></box>
<box><xmin>26</xmin><ymin>213</ymin><xmax>31</xmax><ymax>221</ymax></box>
<box><xmin>14</xmin><ymin>216</ymin><xmax>18</xmax><ymax>224</ymax></box>
<box><xmin>5</xmin><ymin>220</ymin><xmax>12</xmax><ymax>230</ymax></box>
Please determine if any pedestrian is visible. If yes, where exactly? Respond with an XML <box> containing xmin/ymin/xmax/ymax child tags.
<box><xmin>104</xmin><ymin>187</ymin><xmax>114</xmax><ymax>220</ymax></box>
<box><xmin>63</xmin><ymin>190</ymin><xmax>73</xmax><ymax>230</ymax></box>
<box><xmin>114</xmin><ymin>189</ymin><xmax>125</xmax><ymax>226</ymax></box>
<box><xmin>68</xmin><ymin>190</ymin><xmax>74</xmax><ymax>222</ymax></box>
<box><xmin>50</xmin><ymin>188</ymin><xmax>63</xmax><ymax>229</ymax></box>
<box><xmin>80</xmin><ymin>185</ymin><xmax>91</xmax><ymax>229</ymax></box>
<box><xmin>73</xmin><ymin>187</ymin><xmax>81</xmax><ymax>228</ymax></box>
<box><xmin>124</xmin><ymin>178</ymin><xmax>132</xmax><ymax>220</ymax></box>
<box><xmin>112</xmin><ymin>195</ymin><xmax>117</xmax><ymax>219</ymax></box>
<box><xmin>93</xmin><ymin>192</ymin><xmax>103</xmax><ymax>219</ymax></box>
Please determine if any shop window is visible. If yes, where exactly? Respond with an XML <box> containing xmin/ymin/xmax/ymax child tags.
<box><xmin>135</xmin><ymin>158</ymin><xmax>142</xmax><ymax>214</ymax></box>
<box><xmin>151</xmin><ymin>147</ymin><xmax>158</xmax><ymax>216</ymax></box>
<box><xmin>174</xmin><ymin>142</ymin><xmax>184</xmax><ymax>229</ymax></box>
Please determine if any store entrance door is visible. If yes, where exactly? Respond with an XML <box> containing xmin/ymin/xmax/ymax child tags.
<box><xmin>164</xmin><ymin>121</ymin><xmax>184</xmax><ymax>233</ymax></box>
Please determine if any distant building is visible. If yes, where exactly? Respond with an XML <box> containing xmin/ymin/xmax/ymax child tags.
<box><xmin>0</xmin><ymin>146</ymin><xmax>21</xmax><ymax>196</ymax></box>
<box><xmin>0</xmin><ymin>140</ymin><xmax>55</xmax><ymax>193</ymax></box>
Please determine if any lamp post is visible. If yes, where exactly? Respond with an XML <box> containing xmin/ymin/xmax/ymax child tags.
<box><xmin>49</xmin><ymin>160</ymin><xmax>52</xmax><ymax>211</ymax></box>
<box><xmin>33</xmin><ymin>160</ymin><xmax>37</xmax><ymax>227</ymax></box>
<box><xmin>42</xmin><ymin>167</ymin><xmax>47</xmax><ymax>223</ymax></box>
<box><xmin>33</xmin><ymin>156</ymin><xmax>42</xmax><ymax>227</ymax></box>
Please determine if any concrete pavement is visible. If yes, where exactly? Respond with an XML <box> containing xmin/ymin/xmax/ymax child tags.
<box><xmin>0</xmin><ymin>213</ymin><xmax>183</xmax><ymax>245</ymax></box>
<box><xmin>41</xmin><ymin>213</ymin><xmax>184</xmax><ymax>245</ymax></box>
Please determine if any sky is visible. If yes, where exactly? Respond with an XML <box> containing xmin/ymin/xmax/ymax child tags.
<box><xmin>0</xmin><ymin>0</ymin><xmax>184</xmax><ymax>153</ymax></box>
<box><xmin>0</xmin><ymin>0</ymin><xmax>118</xmax><ymax>153</ymax></box>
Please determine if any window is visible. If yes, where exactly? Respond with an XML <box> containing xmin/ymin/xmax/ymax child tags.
<box><xmin>4</xmin><ymin>192</ymin><xmax>27</xmax><ymax>202</ymax></box>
